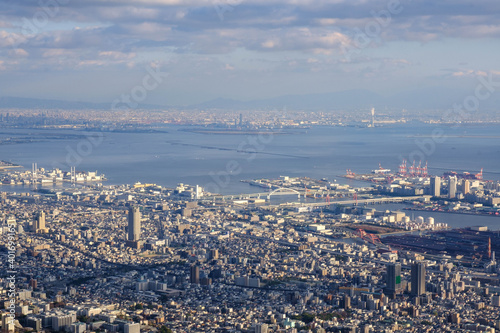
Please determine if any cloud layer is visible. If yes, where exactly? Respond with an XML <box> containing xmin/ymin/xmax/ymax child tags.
<box><xmin>1</xmin><ymin>0</ymin><xmax>499</xmax><ymax>104</ymax></box>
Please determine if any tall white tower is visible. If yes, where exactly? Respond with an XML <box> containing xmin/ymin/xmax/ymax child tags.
<box><xmin>371</xmin><ymin>108</ymin><xmax>375</xmax><ymax>127</ymax></box>
<box><xmin>32</xmin><ymin>162</ymin><xmax>38</xmax><ymax>185</ymax></box>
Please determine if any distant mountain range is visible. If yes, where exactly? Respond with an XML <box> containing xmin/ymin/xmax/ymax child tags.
<box><xmin>2</xmin><ymin>87</ymin><xmax>499</xmax><ymax>111</ymax></box>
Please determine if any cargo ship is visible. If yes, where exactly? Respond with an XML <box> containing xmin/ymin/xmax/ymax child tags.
<box><xmin>443</xmin><ymin>168</ymin><xmax>483</xmax><ymax>180</ymax></box>
<box><xmin>372</xmin><ymin>163</ymin><xmax>391</xmax><ymax>174</ymax></box>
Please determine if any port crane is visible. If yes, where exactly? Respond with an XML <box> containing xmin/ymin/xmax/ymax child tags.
<box><xmin>422</xmin><ymin>161</ymin><xmax>428</xmax><ymax>177</ymax></box>
<box><xmin>398</xmin><ymin>159</ymin><xmax>407</xmax><ymax>175</ymax></box>
<box><xmin>346</xmin><ymin>169</ymin><xmax>355</xmax><ymax>178</ymax></box>
<box><xmin>476</xmin><ymin>168</ymin><xmax>483</xmax><ymax>180</ymax></box>
<box><xmin>409</xmin><ymin>161</ymin><xmax>415</xmax><ymax>176</ymax></box>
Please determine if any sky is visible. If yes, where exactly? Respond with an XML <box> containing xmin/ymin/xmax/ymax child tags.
<box><xmin>1</xmin><ymin>0</ymin><xmax>500</xmax><ymax>106</ymax></box>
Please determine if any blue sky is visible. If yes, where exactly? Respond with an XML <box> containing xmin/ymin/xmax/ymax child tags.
<box><xmin>1</xmin><ymin>0</ymin><xmax>500</xmax><ymax>106</ymax></box>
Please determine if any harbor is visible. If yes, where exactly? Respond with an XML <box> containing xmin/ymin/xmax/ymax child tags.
<box><xmin>0</xmin><ymin>163</ymin><xmax>106</xmax><ymax>186</ymax></box>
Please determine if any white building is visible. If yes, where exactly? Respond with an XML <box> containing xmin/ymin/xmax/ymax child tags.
<box><xmin>124</xmin><ymin>322</ymin><xmax>141</xmax><ymax>333</ymax></box>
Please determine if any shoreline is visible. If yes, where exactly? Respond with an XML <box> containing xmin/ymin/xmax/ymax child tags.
<box><xmin>404</xmin><ymin>207</ymin><xmax>500</xmax><ymax>217</ymax></box>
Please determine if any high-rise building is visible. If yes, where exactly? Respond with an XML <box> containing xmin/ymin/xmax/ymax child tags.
<box><xmin>386</xmin><ymin>263</ymin><xmax>402</xmax><ymax>294</ymax></box>
<box><xmin>29</xmin><ymin>278</ymin><xmax>37</xmax><ymax>290</ymax></box>
<box><xmin>124</xmin><ymin>323</ymin><xmax>140</xmax><ymax>333</ymax></box>
<box><xmin>255</xmin><ymin>323</ymin><xmax>268</xmax><ymax>333</ymax></box>
<box><xmin>491</xmin><ymin>295</ymin><xmax>500</xmax><ymax>307</ymax></box>
<box><xmin>430</xmin><ymin>176</ymin><xmax>441</xmax><ymax>197</ymax></box>
<box><xmin>190</xmin><ymin>265</ymin><xmax>200</xmax><ymax>284</ymax></box>
<box><xmin>411</xmin><ymin>262</ymin><xmax>426</xmax><ymax>296</ymax></box>
<box><xmin>449</xmin><ymin>313</ymin><xmax>460</xmax><ymax>324</ymax></box>
<box><xmin>34</xmin><ymin>211</ymin><xmax>47</xmax><ymax>233</ymax></box>
<box><xmin>128</xmin><ymin>207</ymin><xmax>141</xmax><ymax>241</ymax></box>
<box><xmin>71</xmin><ymin>322</ymin><xmax>87</xmax><ymax>333</ymax></box>
<box><xmin>2</xmin><ymin>313</ymin><xmax>15</xmax><ymax>333</ymax></box>
<box><xmin>343</xmin><ymin>294</ymin><xmax>351</xmax><ymax>310</ymax></box>
<box><xmin>195</xmin><ymin>185</ymin><xmax>203</xmax><ymax>199</ymax></box>
<box><xmin>51</xmin><ymin>312</ymin><xmax>77</xmax><ymax>331</ymax></box>
<box><xmin>460</xmin><ymin>179</ymin><xmax>470</xmax><ymax>195</ymax></box>
<box><xmin>209</xmin><ymin>249</ymin><xmax>219</xmax><ymax>260</ymax></box>
<box><xmin>448</xmin><ymin>176</ymin><xmax>457</xmax><ymax>199</ymax></box>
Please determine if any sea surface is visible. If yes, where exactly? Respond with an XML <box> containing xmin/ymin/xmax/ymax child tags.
<box><xmin>378</xmin><ymin>203</ymin><xmax>500</xmax><ymax>231</ymax></box>
<box><xmin>0</xmin><ymin>122</ymin><xmax>499</xmax><ymax>229</ymax></box>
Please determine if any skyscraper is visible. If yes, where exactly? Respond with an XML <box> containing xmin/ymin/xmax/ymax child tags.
<box><xmin>448</xmin><ymin>176</ymin><xmax>457</xmax><ymax>199</ymax></box>
<box><xmin>34</xmin><ymin>211</ymin><xmax>46</xmax><ymax>233</ymax></box>
<box><xmin>386</xmin><ymin>263</ymin><xmax>402</xmax><ymax>294</ymax></box>
<box><xmin>128</xmin><ymin>206</ymin><xmax>141</xmax><ymax>241</ymax></box>
<box><xmin>190</xmin><ymin>265</ymin><xmax>200</xmax><ymax>284</ymax></box>
<box><xmin>210</xmin><ymin>249</ymin><xmax>219</xmax><ymax>260</ymax></box>
<box><xmin>343</xmin><ymin>294</ymin><xmax>351</xmax><ymax>310</ymax></box>
<box><xmin>411</xmin><ymin>262</ymin><xmax>426</xmax><ymax>296</ymax></box>
<box><xmin>460</xmin><ymin>179</ymin><xmax>470</xmax><ymax>195</ymax></box>
<box><xmin>430</xmin><ymin>176</ymin><xmax>441</xmax><ymax>197</ymax></box>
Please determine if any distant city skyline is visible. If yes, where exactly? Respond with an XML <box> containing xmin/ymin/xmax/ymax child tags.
<box><xmin>1</xmin><ymin>1</ymin><xmax>500</xmax><ymax>107</ymax></box>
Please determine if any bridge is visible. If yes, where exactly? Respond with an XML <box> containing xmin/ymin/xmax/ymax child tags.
<box><xmin>297</xmin><ymin>195</ymin><xmax>432</xmax><ymax>208</ymax></box>
<box><xmin>267</xmin><ymin>187</ymin><xmax>301</xmax><ymax>199</ymax></box>
<box><xmin>201</xmin><ymin>189</ymin><xmax>430</xmax><ymax>208</ymax></box>
<box><xmin>201</xmin><ymin>187</ymin><xmax>360</xmax><ymax>202</ymax></box>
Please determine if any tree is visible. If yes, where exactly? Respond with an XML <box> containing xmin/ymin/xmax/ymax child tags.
<box><xmin>159</xmin><ymin>326</ymin><xmax>173</xmax><ymax>333</ymax></box>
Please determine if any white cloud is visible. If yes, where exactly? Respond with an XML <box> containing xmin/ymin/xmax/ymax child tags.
<box><xmin>0</xmin><ymin>0</ymin><xmax>499</xmax><ymax>83</ymax></box>
<box><xmin>8</xmin><ymin>48</ymin><xmax>29</xmax><ymax>57</ymax></box>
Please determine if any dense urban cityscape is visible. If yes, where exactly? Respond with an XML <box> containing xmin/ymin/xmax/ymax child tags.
<box><xmin>1</xmin><ymin>153</ymin><xmax>500</xmax><ymax>332</ymax></box>
<box><xmin>2</xmin><ymin>0</ymin><xmax>500</xmax><ymax>332</ymax></box>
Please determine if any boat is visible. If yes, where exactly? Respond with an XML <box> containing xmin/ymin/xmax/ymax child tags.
<box><xmin>443</xmin><ymin>168</ymin><xmax>483</xmax><ymax>180</ymax></box>
<box><xmin>372</xmin><ymin>163</ymin><xmax>391</xmax><ymax>174</ymax></box>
